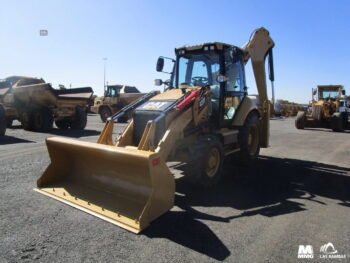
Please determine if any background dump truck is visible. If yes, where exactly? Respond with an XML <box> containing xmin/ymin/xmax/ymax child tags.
<box><xmin>295</xmin><ymin>85</ymin><xmax>349</xmax><ymax>131</ymax></box>
<box><xmin>0</xmin><ymin>103</ymin><xmax>6</xmax><ymax>136</ymax></box>
<box><xmin>91</xmin><ymin>84</ymin><xmax>145</xmax><ymax>122</ymax></box>
<box><xmin>0</xmin><ymin>76</ymin><xmax>93</xmax><ymax>132</ymax></box>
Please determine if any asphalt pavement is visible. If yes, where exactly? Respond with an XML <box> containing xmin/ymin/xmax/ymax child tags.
<box><xmin>0</xmin><ymin>115</ymin><xmax>349</xmax><ymax>263</ymax></box>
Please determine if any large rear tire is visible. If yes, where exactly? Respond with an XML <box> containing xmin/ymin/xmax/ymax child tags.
<box><xmin>0</xmin><ymin>106</ymin><xmax>6</xmax><ymax>136</ymax></box>
<box><xmin>70</xmin><ymin>106</ymin><xmax>87</xmax><ymax>130</ymax></box>
<box><xmin>6</xmin><ymin>119</ymin><xmax>13</xmax><ymax>128</ymax></box>
<box><xmin>99</xmin><ymin>107</ymin><xmax>112</xmax><ymax>123</ymax></box>
<box><xmin>295</xmin><ymin>111</ymin><xmax>305</xmax><ymax>129</ymax></box>
<box><xmin>185</xmin><ymin>136</ymin><xmax>224</xmax><ymax>188</ymax></box>
<box><xmin>331</xmin><ymin>112</ymin><xmax>344</xmax><ymax>132</ymax></box>
<box><xmin>238</xmin><ymin>112</ymin><xmax>260</xmax><ymax>162</ymax></box>
<box><xmin>21</xmin><ymin>111</ymin><xmax>34</xmax><ymax>131</ymax></box>
<box><xmin>33</xmin><ymin>108</ymin><xmax>54</xmax><ymax>132</ymax></box>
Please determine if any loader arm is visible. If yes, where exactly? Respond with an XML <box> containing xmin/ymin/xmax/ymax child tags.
<box><xmin>243</xmin><ymin>27</ymin><xmax>275</xmax><ymax>147</ymax></box>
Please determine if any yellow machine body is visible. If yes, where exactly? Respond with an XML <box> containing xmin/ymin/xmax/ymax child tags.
<box><xmin>35</xmin><ymin>28</ymin><xmax>275</xmax><ymax>233</ymax></box>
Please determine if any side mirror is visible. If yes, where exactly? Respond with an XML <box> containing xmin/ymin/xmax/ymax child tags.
<box><xmin>156</xmin><ymin>57</ymin><xmax>164</xmax><ymax>72</ymax></box>
<box><xmin>341</xmin><ymin>90</ymin><xmax>346</xmax><ymax>95</ymax></box>
<box><xmin>154</xmin><ymin>79</ymin><xmax>163</xmax><ymax>86</ymax></box>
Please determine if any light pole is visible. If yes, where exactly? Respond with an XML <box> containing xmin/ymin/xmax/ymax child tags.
<box><xmin>103</xmin><ymin>57</ymin><xmax>107</xmax><ymax>93</ymax></box>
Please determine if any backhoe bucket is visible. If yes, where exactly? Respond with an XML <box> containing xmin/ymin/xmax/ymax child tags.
<box><xmin>35</xmin><ymin>137</ymin><xmax>175</xmax><ymax>233</ymax></box>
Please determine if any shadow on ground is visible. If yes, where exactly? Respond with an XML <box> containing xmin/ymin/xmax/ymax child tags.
<box><xmin>0</xmin><ymin>136</ymin><xmax>34</xmax><ymax>145</ymax></box>
<box><xmin>303</xmin><ymin>127</ymin><xmax>350</xmax><ymax>133</ymax></box>
<box><xmin>46</xmin><ymin>128</ymin><xmax>100</xmax><ymax>138</ymax></box>
<box><xmin>145</xmin><ymin>156</ymin><xmax>350</xmax><ymax>260</ymax></box>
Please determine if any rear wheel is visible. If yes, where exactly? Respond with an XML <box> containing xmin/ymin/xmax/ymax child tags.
<box><xmin>331</xmin><ymin>112</ymin><xmax>344</xmax><ymax>132</ymax></box>
<box><xmin>0</xmin><ymin>106</ymin><xmax>6</xmax><ymax>136</ymax></box>
<box><xmin>99</xmin><ymin>107</ymin><xmax>112</xmax><ymax>123</ymax></box>
<box><xmin>70</xmin><ymin>106</ymin><xmax>87</xmax><ymax>130</ymax></box>
<box><xmin>21</xmin><ymin>111</ymin><xmax>34</xmax><ymax>131</ymax></box>
<box><xmin>238</xmin><ymin>112</ymin><xmax>260</xmax><ymax>162</ymax></box>
<box><xmin>295</xmin><ymin>111</ymin><xmax>305</xmax><ymax>129</ymax></box>
<box><xmin>6</xmin><ymin>119</ymin><xmax>13</xmax><ymax>128</ymax></box>
<box><xmin>185</xmin><ymin>137</ymin><xmax>224</xmax><ymax>187</ymax></box>
<box><xmin>33</xmin><ymin>108</ymin><xmax>54</xmax><ymax>132</ymax></box>
<box><xmin>55</xmin><ymin>119</ymin><xmax>70</xmax><ymax>129</ymax></box>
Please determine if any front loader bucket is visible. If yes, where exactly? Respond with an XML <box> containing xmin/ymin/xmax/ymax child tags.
<box><xmin>35</xmin><ymin>137</ymin><xmax>175</xmax><ymax>233</ymax></box>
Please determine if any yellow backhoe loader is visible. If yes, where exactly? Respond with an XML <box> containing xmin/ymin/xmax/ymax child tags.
<box><xmin>35</xmin><ymin>27</ymin><xmax>275</xmax><ymax>233</ymax></box>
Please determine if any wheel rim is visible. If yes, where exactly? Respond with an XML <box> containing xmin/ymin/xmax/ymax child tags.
<box><xmin>248</xmin><ymin>124</ymin><xmax>259</xmax><ymax>156</ymax></box>
<box><xmin>205</xmin><ymin>147</ymin><xmax>220</xmax><ymax>178</ymax></box>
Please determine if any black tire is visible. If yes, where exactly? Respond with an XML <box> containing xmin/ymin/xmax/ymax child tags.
<box><xmin>0</xmin><ymin>106</ymin><xmax>6</xmax><ymax>136</ymax></box>
<box><xmin>238</xmin><ymin>112</ymin><xmax>260</xmax><ymax>162</ymax></box>
<box><xmin>99</xmin><ymin>107</ymin><xmax>112</xmax><ymax>123</ymax></box>
<box><xmin>342</xmin><ymin>113</ymin><xmax>348</xmax><ymax>129</ymax></box>
<box><xmin>295</xmin><ymin>111</ymin><xmax>305</xmax><ymax>129</ymax></box>
<box><xmin>331</xmin><ymin>112</ymin><xmax>344</xmax><ymax>132</ymax></box>
<box><xmin>33</xmin><ymin>108</ymin><xmax>54</xmax><ymax>132</ymax></box>
<box><xmin>185</xmin><ymin>136</ymin><xmax>224</xmax><ymax>187</ymax></box>
<box><xmin>70</xmin><ymin>106</ymin><xmax>87</xmax><ymax>130</ymax></box>
<box><xmin>21</xmin><ymin>111</ymin><xmax>34</xmax><ymax>131</ymax></box>
<box><xmin>55</xmin><ymin>119</ymin><xmax>70</xmax><ymax>129</ymax></box>
<box><xmin>6</xmin><ymin>119</ymin><xmax>13</xmax><ymax>128</ymax></box>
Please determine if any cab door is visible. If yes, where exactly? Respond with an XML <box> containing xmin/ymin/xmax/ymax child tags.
<box><xmin>222</xmin><ymin>50</ymin><xmax>246</xmax><ymax>127</ymax></box>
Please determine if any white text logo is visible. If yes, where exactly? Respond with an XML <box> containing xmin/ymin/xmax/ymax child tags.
<box><xmin>298</xmin><ymin>245</ymin><xmax>314</xmax><ymax>259</ymax></box>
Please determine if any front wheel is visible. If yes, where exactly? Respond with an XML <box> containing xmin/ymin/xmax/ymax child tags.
<box><xmin>295</xmin><ymin>111</ymin><xmax>305</xmax><ymax>129</ymax></box>
<box><xmin>185</xmin><ymin>137</ymin><xmax>224</xmax><ymax>187</ymax></box>
<box><xmin>99</xmin><ymin>107</ymin><xmax>112</xmax><ymax>123</ymax></box>
<box><xmin>331</xmin><ymin>112</ymin><xmax>344</xmax><ymax>132</ymax></box>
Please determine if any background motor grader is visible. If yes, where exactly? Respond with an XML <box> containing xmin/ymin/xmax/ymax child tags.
<box><xmin>35</xmin><ymin>27</ymin><xmax>275</xmax><ymax>233</ymax></box>
<box><xmin>295</xmin><ymin>85</ymin><xmax>348</xmax><ymax>131</ymax></box>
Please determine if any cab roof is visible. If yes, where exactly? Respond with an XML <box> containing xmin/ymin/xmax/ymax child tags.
<box><xmin>175</xmin><ymin>42</ymin><xmax>243</xmax><ymax>53</ymax></box>
<box><xmin>317</xmin><ymin>85</ymin><xmax>343</xmax><ymax>91</ymax></box>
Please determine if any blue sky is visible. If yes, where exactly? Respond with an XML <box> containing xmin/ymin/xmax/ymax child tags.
<box><xmin>0</xmin><ymin>0</ymin><xmax>349</xmax><ymax>103</ymax></box>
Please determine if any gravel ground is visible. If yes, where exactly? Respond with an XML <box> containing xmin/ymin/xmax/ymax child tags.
<box><xmin>0</xmin><ymin>115</ymin><xmax>349</xmax><ymax>263</ymax></box>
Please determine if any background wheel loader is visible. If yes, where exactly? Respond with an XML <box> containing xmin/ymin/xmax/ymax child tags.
<box><xmin>90</xmin><ymin>84</ymin><xmax>146</xmax><ymax>122</ymax></box>
<box><xmin>35</xmin><ymin>27</ymin><xmax>275</xmax><ymax>233</ymax></box>
<box><xmin>295</xmin><ymin>85</ymin><xmax>349</xmax><ymax>131</ymax></box>
<box><xmin>0</xmin><ymin>76</ymin><xmax>93</xmax><ymax>132</ymax></box>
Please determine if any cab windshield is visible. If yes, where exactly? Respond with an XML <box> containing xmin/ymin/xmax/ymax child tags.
<box><xmin>174</xmin><ymin>53</ymin><xmax>220</xmax><ymax>88</ymax></box>
<box><xmin>319</xmin><ymin>90</ymin><xmax>339</xmax><ymax>99</ymax></box>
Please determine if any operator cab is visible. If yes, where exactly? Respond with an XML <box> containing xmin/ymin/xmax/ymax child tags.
<box><xmin>105</xmin><ymin>85</ymin><xmax>122</xmax><ymax>97</ymax></box>
<box><xmin>157</xmin><ymin>42</ymin><xmax>247</xmax><ymax>128</ymax></box>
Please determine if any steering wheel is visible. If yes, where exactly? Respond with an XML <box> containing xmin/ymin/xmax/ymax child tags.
<box><xmin>192</xmin><ymin>76</ymin><xmax>209</xmax><ymax>86</ymax></box>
